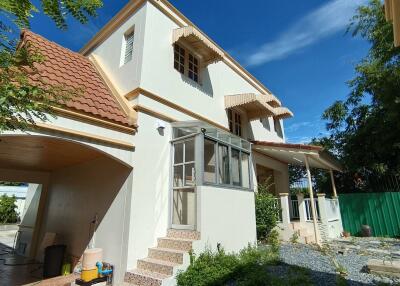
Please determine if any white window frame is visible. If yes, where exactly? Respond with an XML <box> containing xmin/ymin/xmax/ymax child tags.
<box><xmin>120</xmin><ymin>27</ymin><xmax>135</xmax><ymax>66</ymax></box>
<box><xmin>228</xmin><ymin>109</ymin><xmax>242</xmax><ymax>137</ymax></box>
<box><xmin>173</xmin><ymin>43</ymin><xmax>202</xmax><ymax>84</ymax></box>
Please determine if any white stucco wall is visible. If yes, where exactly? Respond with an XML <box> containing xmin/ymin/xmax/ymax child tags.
<box><xmin>127</xmin><ymin>111</ymin><xmax>172</xmax><ymax>269</ymax></box>
<box><xmin>195</xmin><ymin>186</ymin><xmax>257</xmax><ymax>253</ymax></box>
<box><xmin>41</xmin><ymin>156</ymin><xmax>133</xmax><ymax>283</ymax></box>
<box><xmin>90</xmin><ymin>3</ymin><xmax>147</xmax><ymax>96</ymax></box>
<box><xmin>252</xmin><ymin>151</ymin><xmax>290</xmax><ymax>194</ymax></box>
<box><xmin>135</xmin><ymin>1</ymin><xmax>285</xmax><ymax>143</ymax></box>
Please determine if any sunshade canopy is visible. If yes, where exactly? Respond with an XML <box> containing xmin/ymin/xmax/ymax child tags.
<box><xmin>225</xmin><ymin>93</ymin><xmax>276</xmax><ymax>120</ymax></box>
<box><xmin>173</xmin><ymin>26</ymin><xmax>224</xmax><ymax>65</ymax></box>
<box><xmin>252</xmin><ymin>141</ymin><xmax>342</xmax><ymax>171</ymax></box>
<box><xmin>273</xmin><ymin>107</ymin><xmax>294</xmax><ymax>120</ymax></box>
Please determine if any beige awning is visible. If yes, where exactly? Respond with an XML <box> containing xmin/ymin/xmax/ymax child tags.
<box><xmin>225</xmin><ymin>93</ymin><xmax>275</xmax><ymax>120</ymax></box>
<box><xmin>252</xmin><ymin>141</ymin><xmax>342</xmax><ymax>171</ymax></box>
<box><xmin>173</xmin><ymin>26</ymin><xmax>224</xmax><ymax>64</ymax></box>
<box><xmin>273</xmin><ymin>107</ymin><xmax>294</xmax><ymax>119</ymax></box>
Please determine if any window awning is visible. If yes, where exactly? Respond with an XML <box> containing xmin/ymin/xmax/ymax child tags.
<box><xmin>225</xmin><ymin>93</ymin><xmax>276</xmax><ymax>120</ymax></box>
<box><xmin>173</xmin><ymin>26</ymin><xmax>224</xmax><ymax>65</ymax></box>
<box><xmin>273</xmin><ymin>107</ymin><xmax>294</xmax><ymax>119</ymax></box>
<box><xmin>252</xmin><ymin>141</ymin><xmax>342</xmax><ymax>171</ymax></box>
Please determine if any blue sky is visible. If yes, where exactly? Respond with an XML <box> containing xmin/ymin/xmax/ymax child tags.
<box><xmin>29</xmin><ymin>0</ymin><xmax>370</xmax><ymax>143</ymax></box>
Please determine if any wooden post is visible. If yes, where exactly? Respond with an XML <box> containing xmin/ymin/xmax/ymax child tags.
<box><xmin>304</xmin><ymin>155</ymin><xmax>320</xmax><ymax>245</ymax></box>
<box><xmin>392</xmin><ymin>0</ymin><xmax>400</xmax><ymax>47</ymax></box>
<box><xmin>330</xmin><ymin>169</ymin><xmax>338</xmax><ymax>198</ymax></box>
<box><xmin>385</xmin><ymin>0</ymin><xmax>393</xmax><ymax>21</ymax></box>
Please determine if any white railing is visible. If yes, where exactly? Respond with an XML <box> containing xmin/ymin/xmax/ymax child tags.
<box><xmin>304</xmin><ymin>198</ymin><xmax>319</xmax><ymax>221</ymax></box>
<box><xmin>290</xmin><ymin>199</ymin><xmax>300</xmax><ymax>219</ymax></box>
<box><xmin>326</xmin><ymin>198</ymin><xmax>340</xmax><ymax>222</ymax></box>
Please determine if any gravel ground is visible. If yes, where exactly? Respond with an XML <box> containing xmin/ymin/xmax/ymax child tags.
<box><xmin>277</xmin><ymin>239</ymin><xmax>400</xmax><ymax>286</ymax></box>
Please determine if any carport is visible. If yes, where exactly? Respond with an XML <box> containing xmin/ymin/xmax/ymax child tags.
<box><xmin>0</xmin><ymin>134</ymin><xmax>133</xmax><ymax>285</ymax></box>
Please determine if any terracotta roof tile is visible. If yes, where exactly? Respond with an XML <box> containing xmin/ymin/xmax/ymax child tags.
<box><xmin>20</xmin><ymin>30</ymin><xmax>131</xmax><ymax>127</ymax></box>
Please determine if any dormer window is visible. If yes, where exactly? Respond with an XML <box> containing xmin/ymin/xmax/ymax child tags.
<box><xmin>173</xmin><ymin>44</ymin><xmax>200</xmax><ymax>83</ymax></box>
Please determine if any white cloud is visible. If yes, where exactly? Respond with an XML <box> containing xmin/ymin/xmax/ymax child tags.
<box><xmin>245</xmin><ymin>0</ymin><xmax>367</xmax><ymax>66</ymax></box>
<box><xmin>285</xmin><ymin>121</ymin><xmax>313</xmax><ymax>132</ymax></box>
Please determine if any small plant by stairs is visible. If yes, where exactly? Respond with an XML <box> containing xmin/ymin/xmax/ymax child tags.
<box><xmin>124</xmin><ymin>229</ymin><xmax>200</xmax><ymax>286</ymax></box>
<box><xmin>289</xmin><ymin>222</ymin><xmax>316</xmax><ymax>244</ymax></box>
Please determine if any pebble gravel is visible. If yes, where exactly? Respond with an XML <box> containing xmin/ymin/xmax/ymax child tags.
<box><xmin>277</xmin><ymin>238</ymin><xmax>400</xmax><ymax>286</ymax></box>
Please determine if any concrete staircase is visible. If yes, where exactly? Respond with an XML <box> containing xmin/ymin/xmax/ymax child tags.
<box><xmin>124</xmin><ymin>229</ymin><xmax>200</xmax><ymax>286</ymax></box>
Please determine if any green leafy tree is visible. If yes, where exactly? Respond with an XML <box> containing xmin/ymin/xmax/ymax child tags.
<box><xmin>0</xmin><ymin>194</ymin><xmax>18</xmax><ymax>223</ymax></box>
<box><xmin>319</xmin><ymin>0</ymin><xmax>400</xmax><ymax>192</ymax></box>
<box><xmin>255</xmin><ymin>182</ymin><xmax>281</xmax><ymax>241</ymax></box>
<box><xmin>0</xmin><ymin>0</ymin><xmax>103</xmax><ymax>132</ymax></box>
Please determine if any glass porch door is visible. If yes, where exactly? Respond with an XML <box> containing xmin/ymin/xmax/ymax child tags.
<box><xmin>172</xmin><ymin>138</ymin><xmax>196</xmax><ymax>229</ymax></box>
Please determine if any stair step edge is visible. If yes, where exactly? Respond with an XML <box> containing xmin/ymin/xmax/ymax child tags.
<box><xmin>126</xmin><ymin>269</ymin><xmax>170</xmax><ymax>280</ymax></box>
<box><xmin>139</xmin><ymin>257</ymin><xmax>180</xmax><ymax>267</ymax></box>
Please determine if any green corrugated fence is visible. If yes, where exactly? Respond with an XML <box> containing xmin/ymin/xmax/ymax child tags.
<box><xmin>339</xmin><ymin>192</ymin><xmax>400</xmax><ymax>237</ymax></box>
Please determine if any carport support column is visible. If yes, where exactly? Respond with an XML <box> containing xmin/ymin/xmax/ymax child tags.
<box><xmin>329</xmin><ymin>169</ymin><xmax>338</xmax><ymax>198</ymax></box>
<box><xmin>279</xmin><ymin>193</ymin><xmax>291</xmax><ymax>225</ymax></box>
<box><xmin>317</xmin><ymin>193</ymin><xmax>328</xmax><ymax>225</ymax></box>
<box><xmin>304</xmin><ymin>155</ymin><xmax>320</xmax><ymax>245</ymax></box>
<box><xmin>296</xmin><ymin>193</ymin><xmax>307</xmax><ymax>223</ymax></box>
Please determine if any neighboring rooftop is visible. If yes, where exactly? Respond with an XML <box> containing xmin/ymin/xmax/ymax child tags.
<box><xmin>19</xmin><ymin>30</ymin><xmax>132</xmax><ymax>127</ymax></box>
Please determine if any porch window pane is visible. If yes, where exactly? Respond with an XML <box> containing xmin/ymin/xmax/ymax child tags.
<box><xmin>174</xmin><ymin>143</ymin><xmax>183</xmax><ymax>164</ymax></box>
<box><xmin>185</xmin><ymin>163</ymin><xmax>195</xmax><ymax>186</ymax></box>
<box><xmin>204</xmin><ymin>139</ymin><xmax>216</xmax><ymax>183</ymax></box>
<box><xmin>218</xmin><ymin>144</ymin><xmax>230</xmax><ymax>184</ymax></box>
<box><xmin>173</xmin><ymin>165</ymin><xmax>183</xmax><ymax>187</ymax></box>
<box><xmin>241</xmin><ymin>153</ymin><xmax>250</xmax><ymax>188</ymax></box>
<box><xmin>231</xmin><ymin>149</ymin><xmax>241</xmax><ymax>186</ymax></box>
<box><xmin>185</xmin><ymin>140</ymin><xmax>195</xmax><ymax>162</ymax></box>
<box><xmin>172</xmin><ymin>189</ymin><xmax>195</xmax><ymax>226</ymax></box>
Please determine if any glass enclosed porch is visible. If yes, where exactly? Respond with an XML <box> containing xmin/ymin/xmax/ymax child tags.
<box><xmin>170</xmin><ymin>121</ymin><xmax>253</xmax><ymax>230</ymax></box>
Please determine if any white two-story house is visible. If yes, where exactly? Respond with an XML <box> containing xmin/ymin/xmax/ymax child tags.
<box><xmin>0</xmin><ymin>0</ymin><xmax>343</xmax><ymax>285</ymax></box>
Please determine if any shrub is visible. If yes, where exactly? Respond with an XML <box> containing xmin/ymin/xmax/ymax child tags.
<box><xmin>176</xmin><ymin>245</ymin><xmax>278</xmax><ymax>286</ymax></box>
<box><xmin>0</xmin><ymin>194</ymin><xmax>19</xmax><ymax>223</ymax></box>
<box><xmin>266</xmin><ymin>229</ymin><xmax>280</xmax><ymax>253</ymax></box>
<box><xmin>255</xmin><ymin>193</ymin><xmax>281</xmax><ymax>241</ymax></box>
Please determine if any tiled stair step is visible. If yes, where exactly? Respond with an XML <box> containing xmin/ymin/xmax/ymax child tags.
<box><xmin>148</xmin><ymin>247</ymin><xmax>186</xmax><ymax>264</ymax></box>
<box><xmin>157</xmin><ymin>237</ymin><xmax>194</xmax><ymax>251</ymax></box>
<box><xmin>137</xmin><ymin>258</ymin><xmax>179</xmax><ymax>276</ymax></box>
<box><xmin>167</xmin><ymin>229</ymin><xmax>201</xmax><ymax>240</ymax></box>
<box><xmin>124</xmin><ymin>269</ymin><xmax>169</xmax><ymax>286</ymax></box>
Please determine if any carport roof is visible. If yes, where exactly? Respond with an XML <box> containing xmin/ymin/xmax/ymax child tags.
<box><xmin>252</xmin><ymin>141</ymin><xmax>342</xmax><ymax>172</ymax></box>
<box><xmin>19</xmin><ymin>30</ymin><xmax>132</xmax><ymax>127</ymax></box>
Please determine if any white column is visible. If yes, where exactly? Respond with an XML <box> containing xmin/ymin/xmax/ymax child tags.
<box><xmin>279</xmin><ymin>193</ymin><xmax>291</xmax><ymax>225</ymax></box>
<box><xmin>329</xmin><ymin>169</ymin><xmax>338</xmax><ymax>198</ymax></box>
<box><xmin>296</xmin><ymin>193</ymin><xmax>307</xmax><ymax>223</ymax></box>
<box><xmin>317</xmin><ymin>193</ymin><xmax>328</xmax><ymax>224</ymax></box>
<box><xmin>304</xmin><ymin>155</ymin><xmax>320</xmax><ymax>245</ymax></box>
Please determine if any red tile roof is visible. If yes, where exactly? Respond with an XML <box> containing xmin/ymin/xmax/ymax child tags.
<box><xmin>19</xmin><ymin>30</ymin><xmax>131</xmax><ymax>127</ymax></box>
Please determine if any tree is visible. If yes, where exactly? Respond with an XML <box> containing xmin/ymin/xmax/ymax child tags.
<box><xmin>0</xmin><ymin>194</ymin><xmax>18</xmax><ymax>223</ymax></box>
<box><xmin>0</xmin><ymin>0</ymin><xmax>103</xmax><ymax>132</ymax></box>
<box><xmin>319</xmin><ymin>0</ymin><xmax>400</xmax><ymax>192</ymax></box>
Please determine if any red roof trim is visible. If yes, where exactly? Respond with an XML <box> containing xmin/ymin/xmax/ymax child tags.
<box><xmin>251</xmin><ymin>141</ymin><xmax>323</xmax><ymax>152</ymax></box>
